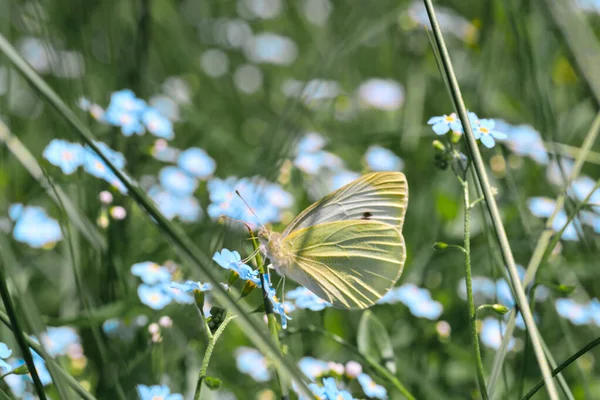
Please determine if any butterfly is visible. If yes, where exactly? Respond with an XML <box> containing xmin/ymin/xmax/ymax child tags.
<box><xmin>259</xmin><ymin>172</ymin><xmax>408</xmax><ymax>309</ymax></box>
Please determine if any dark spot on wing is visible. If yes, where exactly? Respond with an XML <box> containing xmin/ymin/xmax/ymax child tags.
<box><xmin>361</xmin><ymin>212</ymin><xmax>372</xmax><ymax>220</ymax></box>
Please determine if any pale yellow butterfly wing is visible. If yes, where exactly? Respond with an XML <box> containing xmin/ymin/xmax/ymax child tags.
<box><xmin>280</xmin><ymin>220</ymin><xmax>406</xmax><ymax>309</ymax></box>
<box><xmin>282</xmin><ymin>172</ymin><xmax>408</xmax><ymax>236</ymax></box>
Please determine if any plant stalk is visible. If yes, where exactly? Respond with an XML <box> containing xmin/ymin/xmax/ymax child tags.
<box><xmin>461</xmin><ymin>179</ymin><xmax>488</xmax><ymax>399</ymax></box>
<box><xmin>193</xmin><ymin>314</ymin><xmax>233</xmax><ymax>400</ymax></box>
<box><xmin>0</xmin><ymin>257</ymin><xmax>47</xmax><ymax>399</ymax></box>
<box><xmin>422</xmin><ymin>1</ymin><xmax>558</xmax><ymax>398</ymax></box>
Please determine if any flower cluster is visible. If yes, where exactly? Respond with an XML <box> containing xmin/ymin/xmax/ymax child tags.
<box><xmin>377</xmin><ymin>283</ymin><xmax>443</xmax><ymax>320</ymax></box>
<box><xmin>99</xmin><ymin>89</ymin><xmax>174</xmax><ymax>139</ymax></box>
<box><xmin>555</xmin><ymin>298</ymin><xmax>600</xmax><ymax>326</ymax></box>
<box><xmin>307</xmin><ymin>377</ymin><xmax>354</xmax><ymax>400</ymax></box>
<box><xmin>427</xmin><ymin>112</ymin><xmax>507</xmax><ymax>148</ymax></box>
<box><xmin>131</xmin><ymin>261</ymin><xmax>194</xmax><ymax>310</ymax></box>
<box><xmin>207</xmin><ymin>177</ymin><xmax>293</xmax><ymax>225</ymax></box>
<box><xmin>136</xmin><ymin>384</ymin><xmax>183</xmax><ymax>400</ymax></box>
<box><xmin>43</xmin><ymin>139</ymin><xmax>128</xmax><ymax>194</ymax></box>
<box><xmin>298</xmin><ymin>357</ymin><xmax>387</xmax><ymax>399</ymax></box>
<box><xmin>8</xmin><ymin>204</ymin><xmax>62</xmax><ymax>248</ymax></box>
<box><xmin>148</xmin><ymin>145</ymin><xmax>215</xmax><ymax>223</ymax></box>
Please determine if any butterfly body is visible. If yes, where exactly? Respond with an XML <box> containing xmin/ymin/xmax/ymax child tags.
<box><xmin>261</xmin><ymin>172</ymin><xmax>408</xmax><ymax>309</ymax></box>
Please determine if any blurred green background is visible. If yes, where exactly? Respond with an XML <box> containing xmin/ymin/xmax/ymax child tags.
<box><xmin>1</xmin><ymin>0</ymin><xmax>600</xmax><ymax>399</ymax></box>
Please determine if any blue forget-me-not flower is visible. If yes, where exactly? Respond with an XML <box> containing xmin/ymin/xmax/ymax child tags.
<box><xmin>131</xmin><ymin>261</ymin><xmax>172</xmax><ymax>285</ymax></box>
<box><xmin>9</xmin><ymin>204</ymin><xmax>62</xmax><ymax>248</ymax></box>
<box><xmin>43</xmin><ymin>139</ymin><xmax>85</xmax><ymax>174</ymax></box>
<box><xmin>207</xmin><ymin>177</ymin><xmax>293</xmax><ymax>226</ymax></box>
<box><xmin>0</xmin><ymin>342</ymin><xmax>12</xmax><ymax>373</ymax></box>
<box><xmin>137</xmin><ymin>282</ymin><xmax>194</xmax><ymax>310</ymax></box>
<box><xmin>177</xmin><ymin>147</ymin><xmax>216</xmax><ymax>179</ymax></box>
<box><xmin>40</xmin><ymin>327</ymin><xmax>79</xmax><ymax>357</ymax></box>
<box><xmin>136</xmin><ymin>384</ymin><xmax>183</xmax><ymax>400</ymax></box>
<box><xmin>170</xmin><ymin>280</ymin><xmax>213</xmax><ymax>293</ymax></box>
<box><xmin>377</xmin><ymin>283</ymin><xmax>443</xmax><ymax>320</ymax></box>
<box><xmin>103</xmin><ymin>89</ymin><xmax>146</xmax><ymax>136</ymax></box>
<box><xmin>286</xmin><ymin>287</ymin><xmax>331</xmax><ymax>311</ymax></box>
<box><xmin>480</xmin><ymin>318</ymin><xmax>516</xmax><ymax>351</ymax></box>
<box><xmin>142</xmin><ymin>107</ymin><xmax>174</xmax><ymax>140</ymax></box>
<box><xmin>235</xmin><ymin>347</ymin><xmax>272</xmax><ymax>382</ymax></box>
<box><xmin>472</xmin><ymin>118</ymin><xmax>508</xmax><ymax>148</ymax></box>
<box><xmin>158</xmin><ymin>166</ymin><xmax>198</xmax><ymax>197</ymax></box>
<box><xmin>213</xmin><ymin>248</ymin><xmax>261</xmax><ymax>286</ymax></box>
<box><xmin>357</xmin><ymin>373</ymin><xmax>387</xmax><ymax>400</ymax></box>
<box><xmin>364</xmin><ymin>145</ymin><xmax>404</xmax><ymax>172</ymax></box>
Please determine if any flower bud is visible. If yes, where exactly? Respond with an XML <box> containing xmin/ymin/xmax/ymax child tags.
<box><xmin>241</xmin><ymin>280</ymin><xmax>257</xmax><ymax>298</ymax></box>
<box><xmin>433</xmin><ymin>242</ymin><xmax>448</xmax><ymax>250</ymax></box>
<box><xmin>491</xmin><ymin>304</ymin><xmax>509</xmax><ymax>315</ymax></box>
<box><xmin>450</xmin><ymin>130</ymin><xmax>462</xmax><ymax>144</ymax></box>
<box><xmin>194</xmin><ymin>290</ymin><xmax>206</xmax><ymax>312</ymax></box>
<box><xmin>204</xmin><ymin>376</ymin><xmax>222</xmax><ymax>390</ymax></box>
<box><xmin>555</xmin><ymin>284</ymin><xmax>576</xmax><ymax>296</ymax></box>
<box><xmin>227</xmin><ymin>270</ymin><xmax>239</xmax><ymax>286</ymax></box>
<box><xmin>432</xmin><ymin>140</ymin><xmax>446</xmax><ymax>152</ymax></box>
<box><xmin>13</xmin><ymin>364</ymin><xmax>29</xmax><ymax>375</ymax></box>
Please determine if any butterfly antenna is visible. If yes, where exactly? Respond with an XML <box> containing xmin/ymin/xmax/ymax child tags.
<box><xmin>219</xmin><ymin>215</ymin><xmax>258</xmax><ymax>231</ymax></box>
<box><xmin>241</xmin><ymin>247</ymin><xmax>261</xmax><ymax>265</ymax></box>
<box><xmin>235</xmin><ymin>190</ymin><xmax>267</xmax><ymax>231</ymax></box>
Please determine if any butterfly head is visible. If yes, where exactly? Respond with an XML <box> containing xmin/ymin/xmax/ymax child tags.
<box><xmin>257</xmin><ymin>228</ymin><xmax>290</xmax><ymax>275</ymax></box>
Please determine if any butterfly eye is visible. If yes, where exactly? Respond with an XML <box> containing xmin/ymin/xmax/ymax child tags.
<box><xmin>361</xmin><ymin>212</ymin><xmax>373</xmax><ymax>220</ymax></box>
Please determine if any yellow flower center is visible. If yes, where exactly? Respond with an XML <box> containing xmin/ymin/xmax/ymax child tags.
<box><xmin>149</xmin><ymin>294</ymin><xmax>161</xmax><ymax>304</ymax></box>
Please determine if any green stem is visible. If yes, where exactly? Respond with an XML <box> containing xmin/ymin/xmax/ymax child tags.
<box><xmin>0</xmin><ymin>256</ymin><xmax>47</xmax><ymax>400</ymax></box>
<box><xmin>521</xmin><ymin>337</ymin><xmax>600</xmax><ymax>400</ymax></box>
<box><xmin>461</xmin><ymin>179</ymin><xmax>488</xmax><ymax>400</ymax></box>
<box><xmin>422</xmin><ymin>1</ymin><xmax>558</xmax><ymax>398</ymax></box>
<box><xmin>0</xmin><ymin>371</ymin><xmax>14</xmax><ymax>380</ymax></box>
<box><xmin>283</xmin><ymin>326</ymin><xmax>416</xmax><ymax>400</ymax></box>
<box><xmin>193</xmin><ymin>314</ymin><xmax>234</xmax><ymax>400</ymax></box>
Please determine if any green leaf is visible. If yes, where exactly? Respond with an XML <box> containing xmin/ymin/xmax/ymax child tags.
<box><xmin>357</xmin><ymin>310</ymin><xmax>396</xmax><ymax>374</ymax></box>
